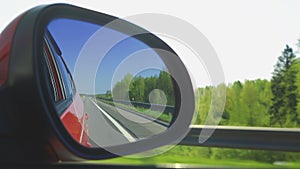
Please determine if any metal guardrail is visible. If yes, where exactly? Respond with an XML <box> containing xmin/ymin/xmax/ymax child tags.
<box><xmin>98</xmin><ymin>98</ymin><xmax>175</xmax><ymax>114</ymax></box>
<box><xmin>179</xmin><ymin>125</ymin><xmax>300</xmax><ymax>152</ymax></box>
<box><xmin>95</xmin><ymin>97</ymin><xmax>300</xmax><ymax>152</ymax></box>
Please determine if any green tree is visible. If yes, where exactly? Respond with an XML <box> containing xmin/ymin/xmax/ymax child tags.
<box><xmin>156</xmin><ymin>71</ymin><xmax>175</xmax><ymax>106</ymax></box>
<box><xmin>144</xmin><ymin>76</ymin><xmax>157</xmax><ymax>102</ymax></box>
<box><xmin>226</xmin><ymin>81</ymin><xmax>244</xmax><ymax>126</ymax></box>
<box><xmin>269</xmin><ymin>45</ymin><xmax>298</xmax><ymax>127</ymax></box>
<box><xmin>194</xmin><ymin>87</ymin><xmax>212</xmax><ymax>125</ymax></box>
<box><xmin>208</xmin><ymin>83</ymin><xmax>226</xmax><ymax>124</ymax></box>
<box><xmin>105</xmin><ymin>90</ymin><xmax>112</xmax><ymax>99</ymax></box>
<box><xmin>256</xmin><ymin>79</ymin><xmax>272</xmax><ymax>126</ymax></box>
<box><xmin>240</xmin><ymin>80</ymin><xmax>259</xmax><ymax>126</ymax></box>
<box><xmin>293</xmin><ymin>59</ymin><xmax>300</xmax><ymax>118</ymax></box>
<box><xmin>239</xmin><ymin>80</ymin><xmax>271</xmax><ymax>126</ymax></box>
<box><xmin>112</xmin><ymin>74</ymin><xmax>133</xmax><ymax>100</ymax></box>
<box><xmin>129</xmin><ymin>76</ymin><xmax>145</xmax><ymax>102</ymax></box>
<box><xmin>112</xmin><ymin>71</ymin><xmax>175</xmax><ymax>106</ymax></box>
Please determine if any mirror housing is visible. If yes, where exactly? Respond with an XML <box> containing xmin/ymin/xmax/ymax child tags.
<box><xmin>0</xmin><ymin>4</ymin><xmax>194</xmax><ymax>162</ymax></box>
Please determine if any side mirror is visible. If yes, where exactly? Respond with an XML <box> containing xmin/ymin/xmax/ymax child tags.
<box><xmin>0</xmin><ymin>4</ymin><xmax>194</xmax><ymax>161</ymax></box>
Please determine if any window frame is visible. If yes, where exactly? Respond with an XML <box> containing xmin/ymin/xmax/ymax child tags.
<box><xmin>43</xmin><ymin>30</ymin><xmax>74</xmax><ymax>116</ymax></box>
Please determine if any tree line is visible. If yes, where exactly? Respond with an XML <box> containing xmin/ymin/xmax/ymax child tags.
<box><xmin>195</xmin><ymin>45</ymin><xmax>300</xmax><ymax>128</ymax></box>
<box><xmin>106</xmin><ymin>71</ymin><xmax>175</xmax><ymax>106</ymax></box>
<box><xmin>191</xmin><ymin>45</ymin><xmax>300</xmax><ymax>163</ymax></box>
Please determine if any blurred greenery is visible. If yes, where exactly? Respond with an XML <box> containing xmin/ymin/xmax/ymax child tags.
<box><xmin>111</xmin><ymin>71</ymin><xmax>175</xmax><ymax>106</ymax></box>
<box><xmin>94</xmin><ymin>146</ymin><xmax>300</xmax><ymax>168</ymax></box>
<box><xmin>194</xmin><ymin>45</ymin><xmax>300</xmax><ymax>128</ymax></box>
<box><xmin>93</xmin><ymin>44</ymin><xmax>300</xmax><ymax>166</ymax></box>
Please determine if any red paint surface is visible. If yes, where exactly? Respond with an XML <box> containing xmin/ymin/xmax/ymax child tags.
<box><xmin>0</xmin><ymin>15</ymin><xmax>23</xmax><ymax>86</ymax></box>
<box><xmin>60</xmin><ymin>93</ymin><xmax>90</xmax><ymax>147</ymax></box>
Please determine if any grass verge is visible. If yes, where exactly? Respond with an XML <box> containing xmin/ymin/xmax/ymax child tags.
<box><xmin>88</xmin><ymin>146</ymin><xmax>300</xmax><ymax>168</ymax></box>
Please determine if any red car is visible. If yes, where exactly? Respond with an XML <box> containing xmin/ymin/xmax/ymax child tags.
<box><xmin>43</xmin><ymin>30</ymin><xmax>90</xmax><ymax>147</ymax></box>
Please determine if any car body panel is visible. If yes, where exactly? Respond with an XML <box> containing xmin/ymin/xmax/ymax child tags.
<box><xmin>0</xmin><ymin>15</ymin><xmax>23</xmax><ymax>86</ymax></box>
<box><xmin>43</xmin><ymin>30</ymin><xmax>90</xmax><ymax>147</ymax></box>
<box><xmin>60</xmin><ymin>93</ymin><xmax>89</xmax><ymax>147</ymax></box>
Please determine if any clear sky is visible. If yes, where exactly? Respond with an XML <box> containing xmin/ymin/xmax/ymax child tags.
<box><xmin>47</xmin><ymin>18</ymin><xmax>166</xmax><ymax>94</ymax></box>
<box><xmin>1</xmin><ymin>0</ymin><xmax>300</xmax><ymax>87</ymax></box>
<box><xmin>47</xmin><ymin>18</ymin><xmax>100</xmax><ymax>73</ymax></box>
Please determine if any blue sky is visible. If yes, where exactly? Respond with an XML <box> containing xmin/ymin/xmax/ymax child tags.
<box><xmin>48</xmin><ymin>18</ymin><xmax>100</xmax><ymax>73</ymax></box>
<box><xmin>48</xmin><ymin>18</ymin><xmax>166</xmax><ymax>94</ymax></box>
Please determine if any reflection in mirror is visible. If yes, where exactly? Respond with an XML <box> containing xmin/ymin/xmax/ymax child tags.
<box><xmin>45</xmin><ymin>18</ymin><xmax>175</xmax><ymax>148</ymax></box>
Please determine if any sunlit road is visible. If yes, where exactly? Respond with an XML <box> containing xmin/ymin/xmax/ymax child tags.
<box><xmin>81</xmin><ymin>96</ymin><xmax>167</xmax><ymax>147</ymax></box>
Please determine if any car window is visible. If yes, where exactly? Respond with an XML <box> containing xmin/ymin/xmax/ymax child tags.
<box><xmin>54</xmin><ymin>48</ymin><xmax>73</xmax><ymax>99</ymax></box>
<box><xmin>43</xmin><ymin>35</ymin><xmax>66</xmax><ymax>102</ymax></box>
<box><xmin>43</xmin><ymin>31</ymin><xmax>74</xmax><ymax>115</ymax></box>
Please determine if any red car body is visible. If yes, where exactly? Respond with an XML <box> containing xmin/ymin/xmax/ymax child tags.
<box><xmin>60</xmin><ymin>94</ymin><xmax>90</xmax><ymax>147</ymax></box>
<box><xmin>43</xmin><ymin>30</ymin><xmax>90</xmax><ymax>147</ymax></box>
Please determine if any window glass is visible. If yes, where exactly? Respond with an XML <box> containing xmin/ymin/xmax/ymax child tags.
<box><xmin>43</xmin><ymin>35</ymin><xmax>66</xmax><ymax>102</ymax></box>
<box><xmin>55</xmin><ymin>53</ymin><xmax>73</xmax><ymax>99</ymax></box>
<box><xmin>43</xmin><ymin>41</ymin><xmax>59</xmax><ymax>102</ymax></box>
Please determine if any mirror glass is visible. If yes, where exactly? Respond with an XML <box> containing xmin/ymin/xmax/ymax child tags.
<box><xmin>44</xmin><ymin>18</ymin><xmax>175</xmax><ymax>147</ymax></box>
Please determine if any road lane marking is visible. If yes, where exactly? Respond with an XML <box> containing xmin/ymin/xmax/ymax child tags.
<box><xmin>79</xmin><ymin>113</ymin><xmax>87</xmax><ymax>144</ymax></box>
<box><xmin>89</xmin><ymin>98</ymin><xmax>136</xmax><ymax>142</ymax></box>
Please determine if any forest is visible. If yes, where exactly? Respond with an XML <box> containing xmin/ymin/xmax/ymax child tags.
<box><xmin>101</xmin><ymin>45</ymin><xmax>300</xmax><ymax>166</ymax></box>
<box><xmin>187</xmin><ymin>45</ymin><xmax>300</xmax><ymax>163</ymax></box>
<box><xmin>105</xmin><ymin>44</ymin><xmax>300</xmax><ymax>129</ymax></box>
<box><xmin>109</xmin><ymin>71</ymin><xmax>175</xmax><ymax>106</ymax></box>
<box><xmin>101</xmin><ymin>44</ymin><xmax>300</xmax><ymax>164</ymax></box>
<box><xmin>194</xmin><ymin>45</ymin><xmax>300</xmax><ymax>128</ymax></box>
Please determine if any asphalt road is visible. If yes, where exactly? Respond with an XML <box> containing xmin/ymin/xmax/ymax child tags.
<box><xmin>81</xmin><ymin>96</ymin><xmax>168</xmax><ymax>148</ymax></box>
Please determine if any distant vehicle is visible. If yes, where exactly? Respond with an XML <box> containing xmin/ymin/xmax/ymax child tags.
<box><xmin>43</xmin><ymin>30</ymin><xmax>90</xmax><ymax>147</ymax></box>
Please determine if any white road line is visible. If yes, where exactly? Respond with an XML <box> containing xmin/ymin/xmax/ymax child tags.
<box><xmin>89</xmin><ymin>98</ymin><xmax>136</xmax><ymax>142</ymax></box>
<box><xmin>79</xmin><ymin>113</ymin><xmax>86</xmax><ymax>144</ymax></box>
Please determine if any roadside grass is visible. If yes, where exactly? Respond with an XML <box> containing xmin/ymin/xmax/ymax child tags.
<box><xmin>98</xmin><ymin>99</ymin><xmax>172</xmax><ymax>123</ymax></box>
<box><xmin>89</xmin><ymin>146</ymin><xmax>300</xmax><ymax>168</ymax></box>
<box><xmin>91</xmin><ymin>154</ymin><xmax>295</xmax><ymax>168</ymax></box>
